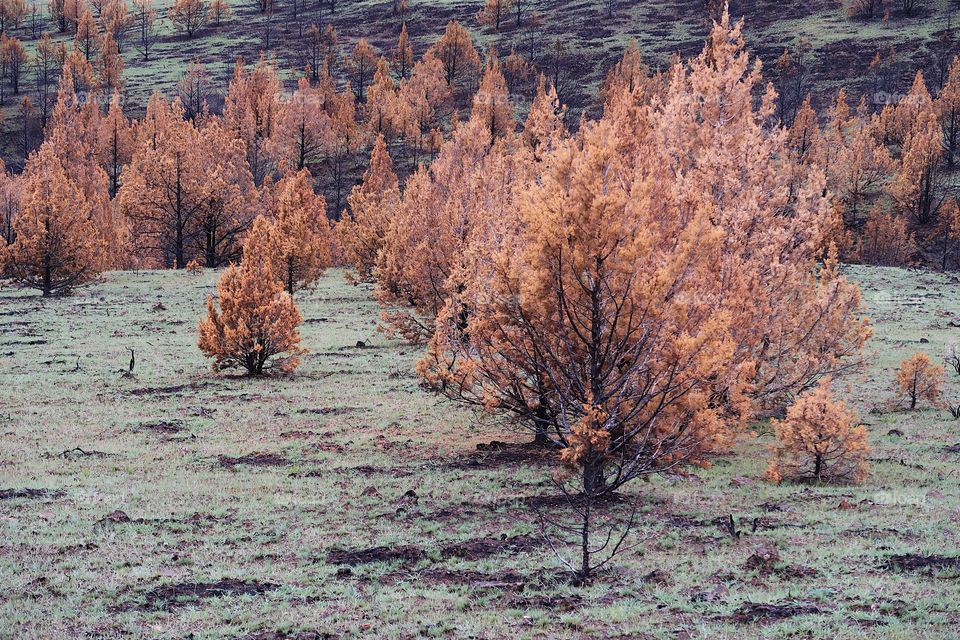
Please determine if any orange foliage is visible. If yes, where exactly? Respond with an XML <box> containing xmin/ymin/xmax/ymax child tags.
<box><xmin>895</xmin><ymin>352</ymin><xmax>945</xmax><ymax>410</ymax></box>
<box><xmin>765</xmin><ymin>380</ymin><xmax>870</xmax><ymax>485</ymax></box>
<box><xmin>364</xmin><ymin>57</ymin><xmax>401</xmax><ymax>138</ymax></box>
<box><xmin>426</xmin><ymin>20</ymin><xmax>480</xmax><ymax>88</ymax></box>
<box><xmin>270</xmin><ymin>76</ymin><xmax>333</xmax><ymax>172</ymax></box>
<box><xmin>2</xmin><ymin>145</ymin><xmax>103</xmax><ymax>295</ymax></box>
<box><xmin>522</xmin><ymin>74</ymin><xmax>565</xmax><ymax>158</ymax></box>
<box><xmin>476</xmin><ymin>0</ymin><xmax>512</xmax><ymax>30</ymax></box>
<box><xmin>415</xmin><ymin>12</ymin><xmax>870</xmax><ymax>471</ymax></box>
<box><xmin>223</xmin><ymin>57</ymin><xmax>280</xmax><ymax>184</ymax></box>
<box><xmin>854</xmin><ymin>206</ymin><xmax>915</xmax><ymax>267</ymax></box>
<box><xmin>245</xmin><ymin>170</ymin><xmax>331</xmax><ymax>295</ymax></box>
<box><xmin>470</xmin><ymin>52</ymin><xmax>515</xmax><ymax>144</ymax></box>
<box><xmin>339</xmin><ymin>134</ymin><xmax>399</xmax><ymax>282</ymax></box>
<box><xmin>197</xmin><ymin>257</ymin><xmax>305</xmax><ymax>376</ymax></box>
<box><xmin>349</xmin><ymin>38</ymin><xmax>378</xmax><ymax>102</ymax></box>
<box><xmin>599</xmin><ymin>40</ymin><xmax>650</xmax><ymax>109</ymax></box>
<box><xmin>378</xmin><ymin>118</ymin><xmax>533</xmax><ymax>342</ymax></box>
<box><xmin>168</xmin><ymin>0</ymin><xmax>206</xmax><ymax>37</ymax></box>
<box><xmin>392</xmin><ymin>22</ymin><xmax>413</xmax><ymax>80</ymax></box>
<box><xmin>0</xmin><ymin>164</ymin><xmax>20</xmax><ymax>246</ymax></box>
<box><xmin>119</xmin><ymin>93</ymin><xmax>254</xmax><ymax>268</ymax></box>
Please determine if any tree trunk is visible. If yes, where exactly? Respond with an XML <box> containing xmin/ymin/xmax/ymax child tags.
<box><xmin>578</xmin><ymin>462</ymin><xmax>597</xmax><ymax>584</ymax></box>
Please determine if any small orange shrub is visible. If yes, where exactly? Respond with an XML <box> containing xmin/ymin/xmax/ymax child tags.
<box><xmin>185</xmin><ymin>259</ymin><xmax>204</xmax><ymax>275</ymax></box>
<box><xmin>895</xmin><ymin>352</ymin><xmax>944</xmax><ymax>410</ymax></box>
<box><xmin>197</xmin><ymin>261</ymin><xmax>305</xmax><ymax>376</ymax></box>
<box><xmin>765</xmin><ymin>380</ymin><xmax>870</xmax><ymax>485</ymax></box>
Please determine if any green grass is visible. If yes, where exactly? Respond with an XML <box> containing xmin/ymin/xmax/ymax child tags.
<box><xmin>1</xmin><ymin>265</ymin><xmax>959</xmax><ymax>638</ymax></box>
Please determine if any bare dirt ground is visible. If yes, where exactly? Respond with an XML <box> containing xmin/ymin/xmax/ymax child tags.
<box><xmin>1</xmin><ymin>265</ymin><xmax>959</xmax><ymax>638</ymax></box>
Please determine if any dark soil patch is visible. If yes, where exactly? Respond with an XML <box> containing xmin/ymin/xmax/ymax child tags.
<box><xmin>280</xmin><ymin>430</ymin><xmax>318</xmax><ymax>439</ymax></box>
<box><xmin>664</xmin><ymin>513</ymin><xmax>720</xmax><ymax>528</ymax></box>
<box><xmin>218</xmin><ymin>453</ymin><xmax>289</xmax><ymax>469</ymax></box>
<box><xmin>509</xmin><ymin>592</ymin><xmax>584</xmax><ymax>612</ymax></box>
<box><xmin>440</xmin><ymin>535</ymin><xmax>541</xmax><ymax>560</ymax></box>
<box><xmin>293</xmin><ymin>464</ymin><xmax>414</xmax><ymax>478</ymax></box>
<box><xmin>0</xmin><ymin>488</ymin><xmax>65</xmax><ymax>500</ymax></box>
<box><xmin>136</xmin><ymin>579</ymin><xmax>278</xmax><ymax>611</ymax></box>
<box><xmin>127</xmin><ymin>382</ymin><xmax>209</xmax><ymax>397</ymax></box>
<box><xmin>732</xmin><ymin>601</ymin><xmax>823</xmax><ymax>623</ymax></box>
<box><xmin>96</xmin><ymin>510</ymin><xmax>136</xmax><ymax>526</ymax></box>
<box><xmin>298</xmin><ymin>407</ymin><xmax>360</xmax><ymax>416</ymax></box>
<box><xmin>452</xmin><ymin>441</ymin><xmax>556</xmax><ymax>469</ymax></box>
<box><xmin>401</xmin><ymin>568</ymin><xmax>528</xmax><ymax>589</ymax></box>
<box><xmin>44</xmin><ymin>447</ymin><xmax>111</xmax><ymax>460</ymax></box>
<box><xmin>326</xmin><ymin>545</ymin><xmax>424</xmax><ymax>566</ymax></box>
<box><xmin>743</xmin><ymin>550</ymin><xmax>819</xmax><ymax>579</ymax></box>
<box><xmin>518</xmin><ymin>492</ymin><xmax>631</xmax><ymax>512</ymax></box>
<box><xmin>137</xmin><ymin>420</ymin><xmax>187</xmax><ymax>434</ymax></box>
<box><xmin>242</xmin><ymin>632</ymin><xmax>336</xmax><ymax>640</ymax></box>
<box><xmin>885</xmin><ymin>554</ymin><xmax>960</xmax><ymax>573</ymax></box>
<box><xmin>58</xmin><ymin>542</ymin><xmax>98</xmax><ymax>554</ymax></box>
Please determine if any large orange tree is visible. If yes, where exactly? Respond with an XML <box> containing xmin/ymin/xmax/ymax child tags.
<box><xmin>416</xmin><ymin>12</ymin><xmax>871</xmax><ymax>581</ymax></box>
<box><xmin>2</xmin><ymin>145</ymin><xmax>103</xmax><ymax>295</ymax></box>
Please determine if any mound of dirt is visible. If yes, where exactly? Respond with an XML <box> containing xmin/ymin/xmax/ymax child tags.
<box><xmin>138</xmin><ymin>578</ymin><xmax>278</xmax><ymax>611</ymax></box>
<box><xmin>440</xmin><ymin>535</ymin><xmax>541</xmax><ymax>560</ymax></box>
<box><xmin>0</xmin><ymin>488</ymin><xmax>65</xmax><ymax>500</ymax></box>
<box><xmin>454</xmin><ymin>441</ymin><xmax>556</xmax><ymax>469</ymax></box>
<box><xmin>218</xmin><ymin>453</ymin><xmax>288</xmax><ymax>468</ymax></box>
<box><xmin>732</xmin><ymin>601</ymin><xmax>823</xmax><ymax>623</ymax></box>
<box><xmin>326</xmin><ymin>545</ymin><xmax>424</xmax><ymax>566</ymax></box>
<box><xmin>885</xmin><ymin>554</ymin><xmax>960</xmax><ymax>572</ymax></box>
<box><xmin>137</xmin><ymin>420</ymin><xmax>187</xmax><ymax>434</ymax></box>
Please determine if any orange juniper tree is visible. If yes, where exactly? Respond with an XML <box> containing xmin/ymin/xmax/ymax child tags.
<box><xmin>415</xmin><ymin>12</ymin><xmax>871</xmax><ymax>581</ymax></box>
<box><xmin>895</xmin><ymin>352</ymin><xmax>944</xmax><ymax>410</ymax></box>
<box><xmin>396</xmin><ymin>52</ymin><xmax>451</xmax><ymax>165</ymax></box>
<box><xmin>198</xmin><ymin>252</ymin><xmax>306</xmax><ymax>376</ymax></box>
<box><xmin>889</xmin><ymin>108</ymin><xmax>946</xmax><ymax>226</ymax></box>
<box><xmin>522</xmin><ymin>74</ymin><xmax>566</xmax><ymax>158</ymax></box>
<box><xmin>245</xmin><ymin>170</ymin><xmax>331</xmax><ymax>295</ymax></box>
<box><xmin>169</xmin><ymin>0</ymin><xmax>207</xmax><ymax>37</ymax></box>
<box><xmin>365</xmin><ymin>57</ymin><xmax>402</xmax><ymax>138</ymax></box>
<box><xmin>392</xmin><ymin>22</ymin><xmax>413</xmax><ymax>81</ymax></box>
<box><xmin>470</xmin><ymin>52</ymin><xmax>515</xmax><ymax>144</ymax></box>
<box><xmin>119</xmin><ymin>94</ymin><xmax>255</xmax><ymax>268</ymax></box>
<box><xmin>97</xmin><ymin>91</ymin><xmax>131</xmax><ymax>198</ymax></box>
<box><xmin>2</xmin><ymin>145</ymin><xmax>103</xmax><ymax>295</ymax></box>
<box><xmin>937</xmin><ymin>56</ymin><xmax>960</xmax><ymax>168</ymax></box>
<box><xmin>270</xmin><ymin>76</ymin><xmax>333</xmax><ymax>172</ymax></box>
<box><xmin>338</xmin><ymin>134</ymin><xmax>399</xmax><ymax>282</ymax></box>
<box><xmin>765</xmin><ymin>379</ymin><xmax>870</xmax><ymax>485</ymax></box>
<box><xmin>426</xmin><ymin>20</ymin><xmax>480</xmax><ymax>89</ymax></box>
<box><xmin>349</xmin><ymin>37</ymin><xmax>378</xmax><ymax>102</ymax></box>
<box><xmin>476</xmin><ymin>0</ymin><xmax>512</xmax><ymax>30</ymax></box>
<box><xmin>826</xmin><ymin>102</ymin><xmax>894</xmax><ymax>225</ymax></box>
<box><xmin>377</xmin><ymin>116</ymin><xmax>530</xmax><ymax>342</ymax></box>
<box><xmin>0</xmin><ymin>163</ymin><xmax>20</xmax><ymax>246</ymax></box>
<box><xmin>223</xmin><ymin>57</ymin><xmax>281</xmax><ymax>184</ymax></box>
<box><xmin>855</xmin><ymin>206</ymin><xmax>916</xmax><ymax>267</ymax></box>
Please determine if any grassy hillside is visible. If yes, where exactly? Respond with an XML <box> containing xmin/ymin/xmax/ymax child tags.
<box><xmin>6</xmin><ymin>0</ymin><xmax>959</xmax><ymax>115</ymax></box>
<box><xmin>1</xmin><ymin>265</ymin><xmax>959</xmax><ymax>638</ymax></box>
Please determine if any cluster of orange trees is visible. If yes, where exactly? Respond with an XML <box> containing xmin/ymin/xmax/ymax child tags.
<box><xmin>1</xmin><ymin>5</ymin><xmax>955</xmax><ymax>578</ymax></box>
<box><xmin>339</xmin><ymin>14</ymin><xmax>878</xmax><ymax>578</ymax></box>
